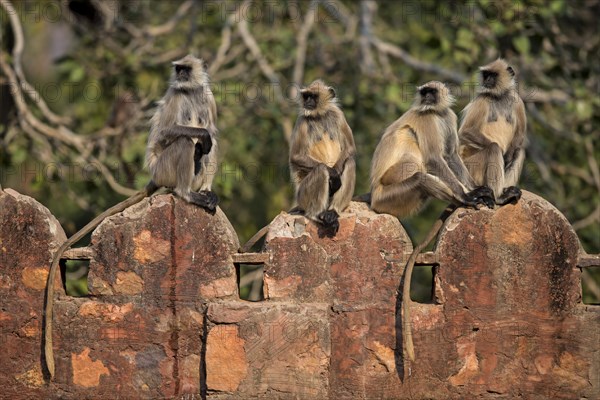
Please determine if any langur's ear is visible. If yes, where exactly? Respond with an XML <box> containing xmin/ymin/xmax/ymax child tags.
<box><xmin>328</xmin><ymin>87</ymin><xmax>336</xmax><ymax>99</ymax></box>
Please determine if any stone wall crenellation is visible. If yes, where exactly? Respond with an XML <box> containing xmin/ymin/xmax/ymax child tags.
<box><xmin>0</xmin><ymin>188</ymin><xmax>598</xmax><ymax>399</ymax></box>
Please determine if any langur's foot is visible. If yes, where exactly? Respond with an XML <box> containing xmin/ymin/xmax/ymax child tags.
<box><xmin>317</xmin><ymin>210</ymin><xmax>339</xmax><ymax>237</ymax></box>
<box><xmin>467</xmin><ymin>186</ymin><xmax>495</xmax><ymax>209</ymax></box>
<box><xmin>189</xmin><ymin>190</ymin><xmax>219</xmax><ymax>213</ymax></box>
<box><xmin>200</xmin><ymin>190</ymin><xmax>219</xmax><ymax>210</ymax></box>
<box><xmin>496</xmin><ymin>186</ymin><xmax>522</xmax><ymax>205</ymax></box>
<box><xmin>469</xmin><ymin>186</ymin><xmax>493</xmax><ymax>198</ymax></box>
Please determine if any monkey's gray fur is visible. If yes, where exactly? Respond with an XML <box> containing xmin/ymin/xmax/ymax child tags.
<box><xmin>146</xmin><ymin>54</ymin><xmax>219</xmax><ymax>209</ymax></box>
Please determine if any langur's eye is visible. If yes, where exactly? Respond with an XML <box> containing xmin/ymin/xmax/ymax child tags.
<box><xmin>175</xmin><ymin>65</ymin><xmax>191</xmax><ymax>74</ymax></box>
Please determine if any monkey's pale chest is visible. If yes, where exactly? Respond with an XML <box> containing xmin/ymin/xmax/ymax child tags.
<box><xmin>308</xmin><ymin>134</ymin><xmax>341</xmax><ymax>168</ymax></box>
<box><xmin>481</xmin><ymin>117</ymin><xmax>514</xmax><ymax>152</ymax></box>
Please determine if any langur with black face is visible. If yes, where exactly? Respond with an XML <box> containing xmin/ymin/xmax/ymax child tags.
<box><xmin>368</xmin><ymin>81</ymin><xmax>494</xmax><ymax>365</ymax></box>
<box><xmin>370</xmin><ymin>81</ymin><xmax>491</xmax><ymax>217</ymax></box>
<box><xmin>289</xmin><ymin>80</ymin><xmax>356</xmax><ymax>235</ymax></box>
<box><xmin>459</xmin><ymin>58</ymin><xmax>527</xmax><ymax>206</ymax></box>
<box><xmin>44</xmin><ymin>55</ymin><xmax>219</xmax><ymax>379</ymax></box>
<box><xmin>146</xmin><ymin>54</ymin><xmax>218</xmax><ymax>208</ymax></box>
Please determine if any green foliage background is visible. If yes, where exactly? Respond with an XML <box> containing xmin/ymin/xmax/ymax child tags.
<box><xmin>1</xmin><ymin>0</ymin><xmax>598</xmax><ymax>302</ymax></box>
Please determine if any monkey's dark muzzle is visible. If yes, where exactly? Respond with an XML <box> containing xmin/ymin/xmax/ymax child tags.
<box><xmin>304</xmin><ymin>100</ymin><xmax>317</xmax><ymax>110</ymax></box>
<box><xmin>423</xmin><ymin>94</ymin><xmax>437</xmax><ymax>104</ymax></box>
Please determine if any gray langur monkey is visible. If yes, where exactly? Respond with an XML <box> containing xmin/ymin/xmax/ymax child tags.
<box><xmin>459</xmin><ymin>58</ymin><xmax>527</xmax><ymax>205</ymax></box>
<box><xmin>369</xmin><ymin>81</ymin><xmax>492</xmax><ymax>217</ymax></box>
<box><xmin>145</xmin><ymin>54</ymin><xmax>218</xmax><ymax>208</ymax></box>
<box><xmin>239</xmin><ymin>80</ymin><xmax>356</xmax><ymax>252</ymax></box>
<box><xmin>368</xmin><ymin>81</ymin><xmax>494</xmax><ymax>365</ymax></box>
<box><xmin>289</xmin><ymin>79</ymin><xmax>356</xmax><ymax>236</ymax></box>
<box><xmin>44</xmin><ymin>54</ymin><xmax>219</xmax><ymax>379</ymax></box>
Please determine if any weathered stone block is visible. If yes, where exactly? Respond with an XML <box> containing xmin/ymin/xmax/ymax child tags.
<box><xmin>52</xmin><ymin>296</ymin><xmax>206</xmax><ymax>399</ymax></box>
<box><xmin>264</xmin><ymin>202</ymin><xmax>412</xmax><ymax>304</ymax></box>
<box><xmin>422</xmin><ymin>191</ymin><xmax>596</xmax><ymax>399</ymax></box>
<box><xmin>88</xmin><ymin>194</ymin><xmax>239</xmax><ymax>303</ymax></box>
<box><xmin>206</xmin><ymin>302</ymin><xmax>330</xmax><ymax>399</ymax></box>
<box><xmin>0</xmin><ymin>189</ymin><xmax>65</xmax><ymax>399</ymax></box>
<box><xmin>436</xmin><ymin>191</ymin><xmax>581</xmax><ymax>314</ymax></box>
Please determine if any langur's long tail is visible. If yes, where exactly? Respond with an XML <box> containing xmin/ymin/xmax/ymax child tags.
<box><xmin>402</xmin><ymin>205</ymin><xmax>455</xmax><ymax>363</ymax></box>
<box><xmin>44</xmin><ymin>182</ymin><xmax>158</xmax><ymax>379</ymax></box>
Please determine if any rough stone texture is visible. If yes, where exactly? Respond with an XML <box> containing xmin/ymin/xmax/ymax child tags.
<box><xmin>424</xmin><ymin>191</ymin><xmax>598</xmax><ymax>399</ymax></box>
<box><xmin>262</xmin><ymin>202</ymin><xmax>414</xmax><ymax>399</ymax></box>
<box><xmin>0</xmin><ymin>189</ymin><xmax>66</xmax><ymax>399</ymax></box>
<box><xmin>263</xmin><ymin>202</ymin><xmax>412</xmax><ymax>304</ymax></box>
<box><xmin>1</xmin><ymin>190</ymin><xmax>598</xmax><ymax>399</ymax></box>
<box><xmin>88</xmin><ymin>194</ymin><xmax>239</xmax><ymax>303</ymax></box>
<box><xmin>50</xmin><ymin>296</ymin><xmax>207</xmax><ymax>399</ymax></box>
<box><xmin>52</xmin><ymin>194</ymin><xmax>239</xmax><ymax>399</ymax></box>
<box><xmin>206</xmin><ymin>302</ymin><xmax>330</xmax><ymax>399</ymax></box>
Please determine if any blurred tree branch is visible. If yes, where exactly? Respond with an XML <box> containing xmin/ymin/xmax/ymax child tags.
<box><xmin>0</xmin><ymin>0</ymin><xmax>136</xmax><ymax>196</ymax></box>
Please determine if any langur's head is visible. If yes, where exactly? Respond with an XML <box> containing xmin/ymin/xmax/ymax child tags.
<box><xmin>171</xmin><ymin>55</ymin><xmax>208</xmax><ymax>91</ymax></box>
<box><xmin>415</xmin><ymin>81</ymin><xmax>454</xmax><ymax>113</ymax></box>
<box><xmin>479</xmin><ymin>58</ymin><xmax>516</xmax><ymax>96</ymax></box>
<box><xmin>299</xmin><ymin>80</ymin><xmax>338</xmax><ymax>117</ymax></box>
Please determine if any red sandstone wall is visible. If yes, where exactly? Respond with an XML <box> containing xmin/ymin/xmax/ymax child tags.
<box><xmin>0</xmin><ymin>188</ymin><xmax>598</xmax><ymax>399</ymax></box>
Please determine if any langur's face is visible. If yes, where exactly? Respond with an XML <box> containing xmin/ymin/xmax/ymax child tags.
<box><xmin>302</xmin><ymin>91</ymin><xmax>318</xmax><ymax>110</ymax></box>
<box><xmin>175</xmin><ymin>64</ymin><xmax>192</xmax><ymax>83</ymax></box>
<box><xmin>481</xmin><ymin>69</ymin><xmax>498</xmax><ymax>89</ymax></box>
<box><xmin>419</xmin><ymin>86</ymin><xmax>438</xmax><ymax>105</ymax></box>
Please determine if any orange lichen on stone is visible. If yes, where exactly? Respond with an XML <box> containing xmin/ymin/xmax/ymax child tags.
<box><xmin>263</xmin><ymin>274</ymin><xmax>302</xmax><ymax>299</ymax></box>
<box><xmin>199</xmin><ymin>276</ymin><xmax>237</xmax><ymax>299</ymax></box>
<box><xmin>449</xmin><ymin>339</ymin><xmax>480</xmax><ymax>386</ymax></box>
<box><xmin>133</xmin><ymin>229</ymin><xmax>170</xmax><ymax>263</ymax></box>
<box><xmin>369</xmin><ymin>340</ymin><xmax>396</xmax><ymax>373</ymax></box>
<box><xmin>72</xmin><ymin>348</ymin><xmax>110</xmax><ymax>387</ymax></box>
<box><xmin>114</xmin><ymin>271</ymin><xmax>144</xmax><ymax>294</ymax></box>
<box><xmin>15</xmin><ymin>367</ymin><xmax>44</xmax><ymax>388</ymax></box>
<box><xmin>21</xmin><ymin>267</ymin><xmax>49</xmax><ymax>290</ymax></box>
<box><xmin>206</xmin><ymin>325</ymin><xmax>248</xmax><ymax>391</ymax></box>
<box><xmin>78</xmin><ymin>301</ymin><xmax>133</xmax><ymax>322</ymax></box>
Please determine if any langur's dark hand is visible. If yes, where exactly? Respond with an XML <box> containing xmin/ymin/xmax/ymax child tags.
<box><xmin>195</xmin><ymin>129</ymin><xmax>213</xmax><ymax>155</ymax></box>
<box><xmin>327</xmin><ymin>166</ymin><xmax>342</xmax><ymax>196</ymax></box>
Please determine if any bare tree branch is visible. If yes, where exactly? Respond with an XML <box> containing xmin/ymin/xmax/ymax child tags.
<box><xmin>520</xmin><ymin>87</ymin><xmax>570</xmax><ymax>104</ymax></box>
<box><xmin>319</xmin><ymin>0</ymin><xmax>358</xmax><ymax>39</ymax></box>
<box><xmin>572</xmin><ymin>205</ymin><xmax>600</xmax><ymax>231</ymax></box>
<box><xmin>291</xmin><ymin>0</ymin><xmax>318</xmax><ymax>98</ymax></box>
<box><xmin>1</xmin><ymin>0</ymin><xmax>71</xmax><ymax>125</ymax></box>
<box><xmin>582</xmin><ymin>269</ymin><xmax>600</xmax><ymax>300</ymax></box>
<box><xmin>0</xmin><ymin>56</ymin><xmax>83</xmax><ymax>147</ymax></box>
<box><xmin>585</xmin><ymin>138</ymin><xmax>600</xmax><ymax>192</ymax></box>
<box><xmin>237</xmin><ymin>0</ymin><xmax>283</xmax><ymax>101</ymax></box>
<box><xmin>143</xmin><ymin>1</ymin><xmax>194</xmax><ymax>37</ymax></box>
<box><xmin>359</xmin><ymin>1</ymin><xmax>377</xmax><ymax>76</ymax></box>
<box><xmin>371</xmin><ymin>38</ymin><xmax>466</xmax><ymax>83</ymax></box>
<box><xmin>526</xmin><ymin>103</ymin><xmax>580</xmax><ymax>142</ymax></box>
<box><xmin>0</xmin><ymin>0</ymin><xmax>137</xmax><ymax>197</ymax></box>
<box><xmin>550</xmin><ymin>163</ymin><xmax>594</xmax><ymax>186</ymax></box>
<box><xmin>208</xmin><ymin>20</ymin><xmax>233</xmax><ymax>76</ymax></box>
